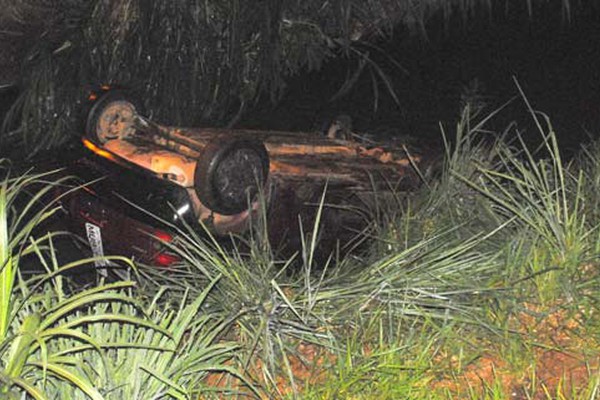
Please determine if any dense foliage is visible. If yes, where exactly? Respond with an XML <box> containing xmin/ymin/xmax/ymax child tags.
<box><xmin>0</xmin><ymin>0</ymin><xmax>574</xmax><ymax>155</ymax></box>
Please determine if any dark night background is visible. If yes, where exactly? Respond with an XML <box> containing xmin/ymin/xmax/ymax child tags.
<box><xmin>1</xmin><ymin>1</ymin><xmax>600</xmax><ymax>156</ymax></box>
<box><xmin>243</xmin><ymin>0</ymin><xmax>600</xmax><ymax>154</ymax></box>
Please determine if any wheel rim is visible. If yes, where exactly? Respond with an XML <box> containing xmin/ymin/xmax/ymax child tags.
<box><xmin>211</xmin><ymin>146</ymin><xmax>266</xmax><ymax>209</ymax></box>
<box><xmin>95</xmin><ymin>100</ymin><xmax>137</xmax><ymax>143</ymax></box>
<box><xmin>194</xmin><ymin>139</ymin><xmax>270</xmax><ymax>215</ymax></box>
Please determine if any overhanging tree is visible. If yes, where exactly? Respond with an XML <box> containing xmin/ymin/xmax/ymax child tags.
<box><xmin>0</xmin><ymin>0</ymin><xmax>573</xmax><ymax>154</ymax></box>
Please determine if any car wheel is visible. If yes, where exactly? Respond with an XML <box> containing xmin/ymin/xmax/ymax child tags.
<box><xmin>194</xmin><ymin>137</ymin><xmax>270</xmax><ymax>215</ymax></box>
<box><xmin>85</xmin><ymin>89</ymin><xmax>141</xmax><ymax>144</ymax></box>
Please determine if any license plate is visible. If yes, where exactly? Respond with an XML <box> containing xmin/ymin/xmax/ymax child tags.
<box><xmin>85</xmin><ymin>222</ymin><xmax>108</xmax><ymax>276</ymax></box>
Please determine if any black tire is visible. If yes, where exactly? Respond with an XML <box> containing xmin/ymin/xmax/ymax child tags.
<box><xmin>194</xmin><ymin>137</ymin><xmax>269</xmax><ymax>215</ymax></box>
<box><xmin>85</xmin><ymin>89</ymin><xmax>142</xmax><ymax>144</ymax></box>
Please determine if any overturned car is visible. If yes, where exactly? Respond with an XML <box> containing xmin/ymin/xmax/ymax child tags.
<box><xmin>65</xmin><ymin>87</ymin><xmax>424</xmax><ymax>266</ymax></box>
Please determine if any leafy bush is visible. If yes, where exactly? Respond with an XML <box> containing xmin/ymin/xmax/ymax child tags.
<box><xmin>0</xmin><ymin>163</ymin><xmax>244</xmax><ymax>399</ymax></box>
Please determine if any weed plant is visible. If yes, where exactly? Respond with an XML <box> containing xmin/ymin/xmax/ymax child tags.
<box><xmin>461</xmin><ymin>88</ymin><xmax>600</xmax><ymax>303</ymax></box>
<box><xmin>0</xmin><ymin>163</ymin><xmax>244</xmax><ymax>399</ymax></box>
<box><xmin>124</xmin><ymin>95</ymin><xmax>600</xmax><ymax>397</ymax></box>
<box><xmin>138</xmin><ymin>133</ymin><xmax>509</xmax><ymax>396</ymax></box>
<box><xmin>5</xmin><ymin>87</ymin><xmax>600</xmax><ymax>398</ymax></box>
<box><xmin>299</xmin><ymin>97</ymin><xmax>600</xmax><ymax>398</ymax></box>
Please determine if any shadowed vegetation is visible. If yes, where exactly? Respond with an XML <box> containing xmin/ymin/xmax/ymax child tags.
<box><xmin>2</xmin><ymin>92</ymin><xmax>600</xmax><ymax>397</ymax></box>
<box><xmin>3</xmin><ymin>1</ymin><xmax>600</xmax><ymax>398</ymax></box>
<box><xmin>119</xmin><ymin>96</ymin><xmax>600</xmax><ymax>397</ymax></box>
<box><xmin>0</xmin><ymin>0</ymin><xmax>575</xmax><ymax>156</ymax></box>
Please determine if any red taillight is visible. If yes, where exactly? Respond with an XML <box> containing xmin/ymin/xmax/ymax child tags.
<box><xmin>152</xmin><ymin>229</ymin><xmax>179</xmax><ymax>267</ymax></box>
<box><xmin>154</xmin><ymin>252</ymin><xmax>180</xmax><ymax>267</ymax></box>
<box><xmin>154</xmin><ymin>230</ymin><xmax>173</xmax><ymax>242</ymax></box>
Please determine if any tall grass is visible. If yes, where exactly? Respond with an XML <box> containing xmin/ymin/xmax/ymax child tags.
<box><xmin>298</xmin><ymin>316</ymin><xmax>446</xmax><ymax>400</ymax></box>
<box><xmin>296</xmin><ymin>98</ymin><xmax>600</xmax><ymax>397</ymax></box>
<box><xmin>116</xmin><ymin>95</ymin><xmax>600</xmax><ymax>398</ymax></box>
<box><xmin>454</xmin><ymin>87</ymin><xmax>600</xmax><ymax>303</ymax></box>
<box><xmin>0</xmin><ymin>163</ymin><xmax>245</xmax><ymax>399</ymax></box>
<box><xmin>137</xmin><ymin>151</ymin><xmax>510</xmax><ymax>396</ymax></box>
<box><xmin>6</xmin><ymin>84</ymin><xmax>600</xmax><ymax>398</ymax></box>
<box><xmin>42</xmin><ymin>279</ymin><xmax>252</xmax><ymax>399</ymax></box>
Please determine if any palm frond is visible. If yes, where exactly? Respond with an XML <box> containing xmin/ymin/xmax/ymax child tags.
<box><xmin>1</xmin><ymin>0</ymin><xmax>573</xmax><ymax>154</ymax></box>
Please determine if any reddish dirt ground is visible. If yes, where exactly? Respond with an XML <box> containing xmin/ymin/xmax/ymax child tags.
<box><xmin>203</xmin><ymin>302</ymin><xmax>600</xmax><ymax>399</ymax></box>
<box><xmin>433</xmin><ymin>303</ymin><xmax>600</xmax><ymax>399</ymax></box>
<box><xmin>203</xmin><ymin>342</ymin><xmax>336</xmax><ymax>399</ymax></box>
